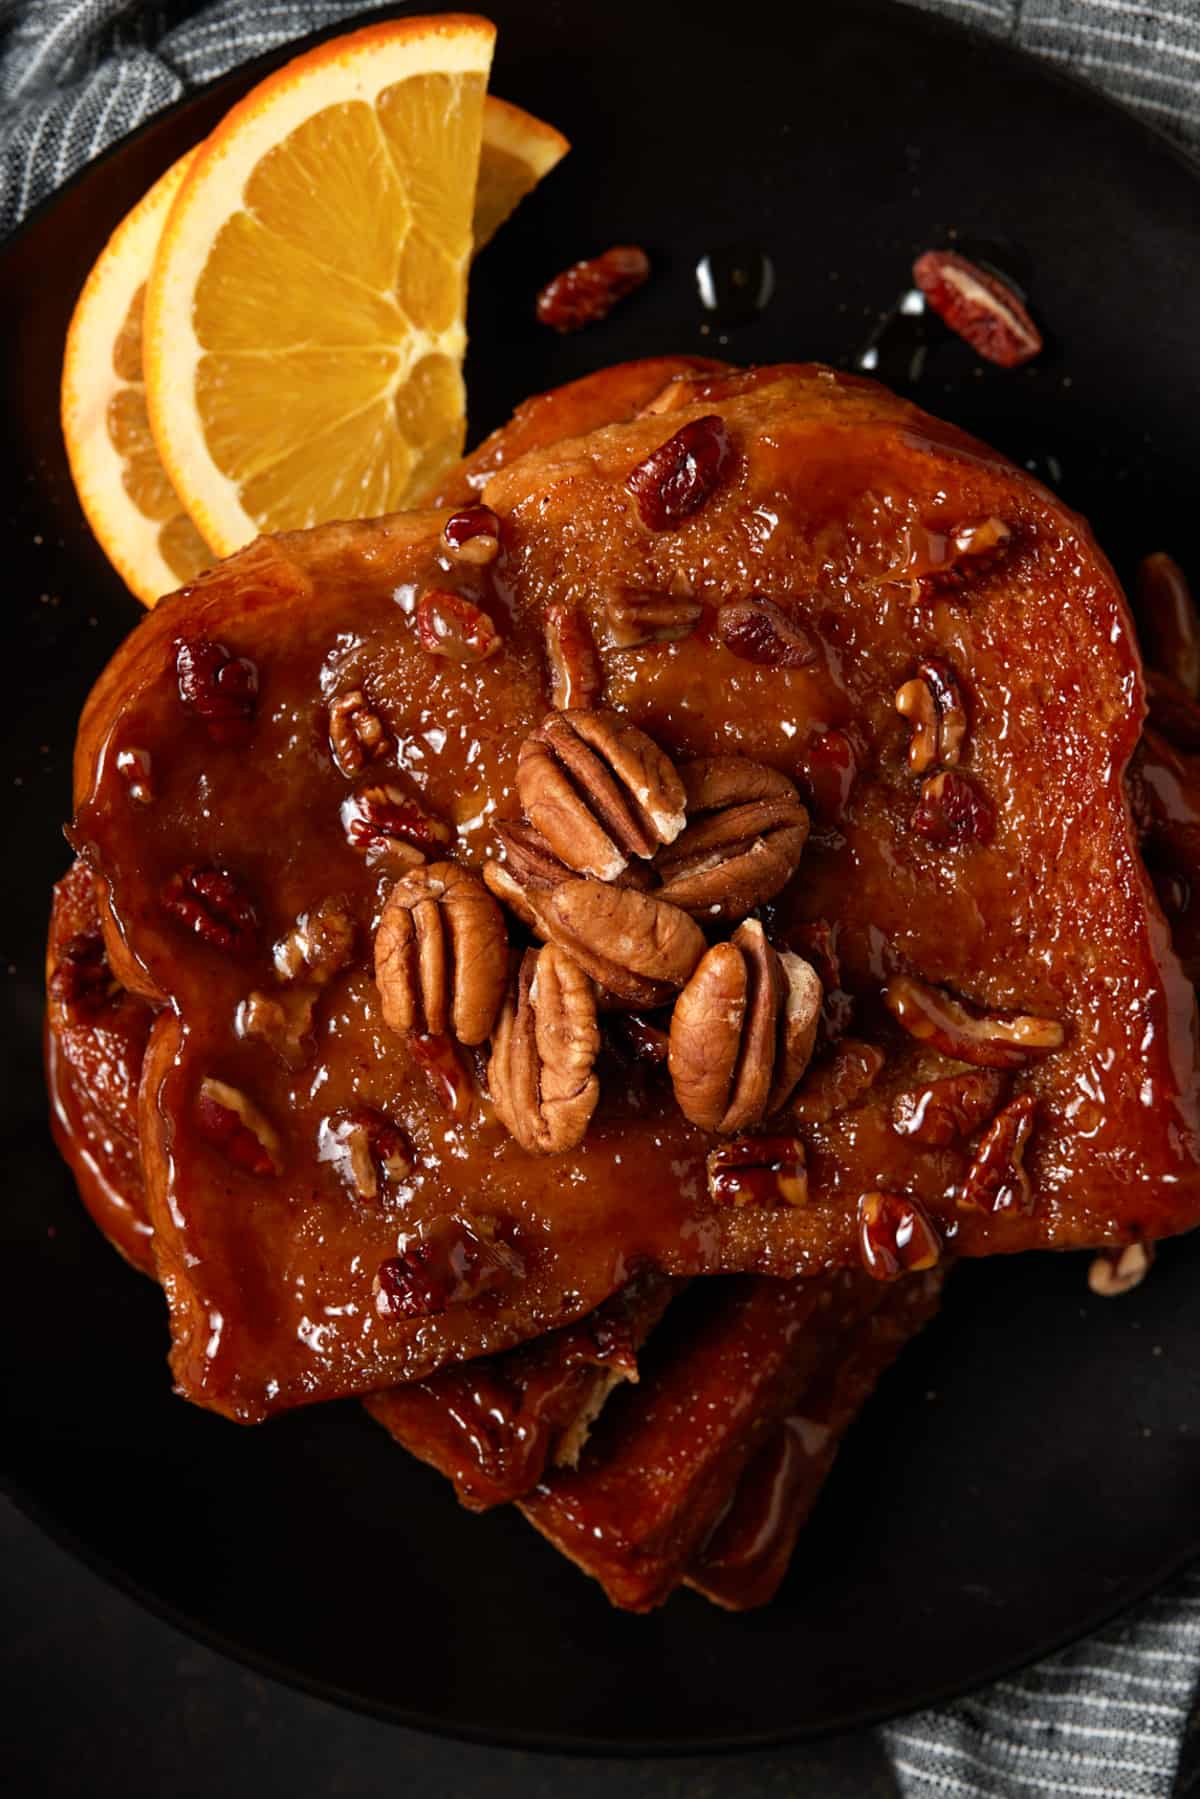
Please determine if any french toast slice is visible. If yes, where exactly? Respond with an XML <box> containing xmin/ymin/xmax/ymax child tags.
<box><xmin>64</xmin><ymin>361</ymin><xmax>1200</xmax><ymax>1421</ymax></box>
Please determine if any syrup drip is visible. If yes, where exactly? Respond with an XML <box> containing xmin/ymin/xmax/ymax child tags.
<box><xmin>695</xmin><ymin>244</ymin><xmax>775</xmax><ymax>329</ymax></box>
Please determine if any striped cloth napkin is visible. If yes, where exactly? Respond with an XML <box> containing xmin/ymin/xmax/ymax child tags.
<box><xmin>3</xmin><ymin>0</ymin><xmax>1199</xmax><ymax>1791</ymax></box>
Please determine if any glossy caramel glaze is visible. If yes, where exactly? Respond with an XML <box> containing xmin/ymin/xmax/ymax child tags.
<box><xmin>687</xmin><ymin>1269</ymin><xmax>943</xmax><ymax>1611</ymax></box>
<box><xmin>46</xmin><ymin>860</ymin><xmax>154</xmax><ymax>1274</ymax></box>
<box><xmin>520</xmin><ymin>1271</ymin><xmax>883</xmax><ymax>1611</ymax></box>
<box><xmin>65</xmin><ymin>360</ymin><xmax>1200</xmax><ymax>1422</ymax></box>
<box><xmin>365</xmin><ymin>1270</ymin><xmax>680</xmax><ymax>1509</ymax></box>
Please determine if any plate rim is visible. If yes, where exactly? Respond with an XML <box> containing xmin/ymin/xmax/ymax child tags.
<box><xmin>7</xmin><ymin>0</ymin><xmax>1200</xmax><ymax>1752</ymax></box>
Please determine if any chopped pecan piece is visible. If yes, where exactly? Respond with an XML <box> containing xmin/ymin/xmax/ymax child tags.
<box><xmin>273</xmin><ymin>895</ymin><xmax>356</xmax><ymax>985</ymax></box>
<box><xmin>716</xmin><ymin>596</ymin><xmax>816</xmax><ymax>669</ymax></box>
<box><xmin>175</xmin><ymin>637</ymin><xmax>258</xmax><ymax>730</ymax></box>
<box><xmin>195</xmin><ymin>1078</ymin><xmax>281</xmax><ymax>1176</ymax></box>
<box><xmin>328</xmin><ymin>689</ymin><xmax>390</xmax><ymax>778</ymax></box>
<box><xmin>656</xmin><ymin>757</ymin><xmax>809</xmax><ymax>920</ymax></box>
<box><xmin>605</xmin><ymin>589</ymin><xmax>703</xmax><ymax>649</ymax></box>
<box><xmin>536</xmin><ymin>245</ymin><xmax>651</xmax><ymax>332</ymax></box>
<box><xmin>318</xmin><ymin>1106</ymin><xmax>413</xmax><ymax>1202</ymax></box>
<box><xmin>410</xmin><ymin>1031</ymin><xmax>475</xmax><ymax>1124</ymax></box>
<box><xmin>626</xmin><ymin>414</ymin><xmax>734</xmax><ymax>531</ymax></box>
<box><xmin>891</xmin><ymin>1069</ymin><xmax>1008</xmax><ymax>1147</ymax></box>
<box><xmin>909</xmin><ymin>516</ymin><xmax>1013</xmax><ymax>598</ymax></box>
<box><xmin>415</xmin><ymin>588</ymin><xmax>501</xmax><ymax>663</ymax></box>
<box><xmin>236</xmin><ymin>987</ymin><xmax>318</xmax><ymax>1068</ymax></box>
<box><xmin>668</xmin><ymin>919</ymin><xmax>821</xmax><ymax>1132</ymax></box>
<box><xmin>48</xmin><ymin>927</ymin><xmax>117</xmax><ymax>1020</ymax></box>
<box><xmin>374</xmin><ymin>1215</ymin><xmax>523</xmax><ymax>1319</ymax></box>
<box><xmin>858</xmin><ymin>1190</ymin><xmax>941</xmax><ymax>1280</ymax></box>
<box><xmin>913</xmin><ymin>250</ymin><xmax>1042</xmax><ymax>368</ymax></box>
<box><xmin>911</xmin><ymin>770</ymin><xmax>995</xmax><ymax>846</ymax></box>
<box><xmin>706</xmin><ymin>1134</ymin><xmax>808</xmax><ymax>1207</ymax></box>
<box><xmin>958</xmin><ymin>1093</ymin><xmax>1037</xmax><ymax>1215</ymax></box>
<box><xmin>1137</xmin><ymin>553</ymin><xmax>1199</xmax><ymax>696</ymax></box>
<box><xmin>894</xmin><ymin>660</ymin><xmax>967</xmax><ymax>772</ymax></box>
<box><xmin>443</xmin><ymin>504</ymin><xmax>501</xmax><ymax>564</ymax></box>
<box><xmin>795</xmin><ymin>728</ymin><xmax>860</xmax><ymax>824</ymax></box>
<box><xmin>340</xmin><ymin>785</ymin><xmax>451</xmax><ymax>868</ymax></box>
<box><xmin>517</xmin><ymin>709</ymin><xmax>686</xmax><ymax>880</ymax></box>
<box><xmin>1088</xmin><ymin>1242</ymin><xmax>1154</xmax><ymax>1298</ymax></box>
<box><xmin>883</xmin><ymin>974</ymin><xmax>1063</xmax><ymax>1069</ymax></box>
<box><xmin>531</xmin><ymin>879</ymin><xmax>705</xmax><ymax>1008</ymax></box>
<box><xmin>489</xmin><ymin>944</ymin><xmax>601</xmax><ymax>1155</ymax></box>
<box><xmin>790</xmin><ymin>1039</ymin><xmax>884</xmax><ymax>1126</ymax></box>
<box><xmin>544</xmin><ymin>603</ymin><xmax>604</xmax><ymax>711</ymax></box>
<box><xmin>161</xmin><ymin>865</ymin><xmax>257</xmax><ymax>953</ymax></box>
<box><xmin>375</xmin><ymin>860</ymin><xmax>508</xmax><ymax>1046</ymax></box>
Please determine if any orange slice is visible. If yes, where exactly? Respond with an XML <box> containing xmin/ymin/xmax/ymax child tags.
<box><xmin>61</xmin><ymin>150</ymin><xmax>212</xmax><ymax>605</ymax></box>
<box><xmin>473</xmin><ymin>93</ymin><xmax>568</xmax><ymax>249</ymax></box>
<box><xmin>144</xmin><ymin>14</ymin><xmax>498</xmax><ymax>560</ymax></box>
<box><xmin>62</xmin><ymin>60</ymin><xmax>567</xmax><ymax>606</ymax></box>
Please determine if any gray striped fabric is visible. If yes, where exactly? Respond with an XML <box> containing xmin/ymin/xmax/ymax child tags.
<box><xmin>3</xmin><ymin>0</ymin><xmax>1200</xmax><ymax>1793</ymax></box>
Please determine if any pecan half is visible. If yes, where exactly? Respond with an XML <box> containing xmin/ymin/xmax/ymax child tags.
<box><xmin>273</xmin><ymin>895</ymin><xmax>356</xmax><ymax>985</ymax></box>
<box><xmin>484</xmin><ymin>821</ymin><xmax>656</xmax><ymax>927</ymax></box>
<box><xmin>318</xmin><ymin>1106</ymin><xmax>412</xmax><ymax>1202</ymax></box>
<box><xmin>162</xmin><ymin>865</ymin><xmax>257</xmax><ymax>953</ymax></box>
<box><xmin>605</xmin><ymin>589</ymin><xmax>703</xmax><ymax>649</ymax></box>
<box><xmin>790</xmin><ymin>1039</ymin><xmax>884</xmax><ymax>1126</ymax></box>
<box><xmin>544</xmin><ymin>603</ymin><xmax>604</xmax><ymax>711</ymax></box>
<box><xmin>517</xmin><ymin>709</ymin><xmax>686</xmax><ymax>880</ymax></box>
<box><xmin>626</xmin><ymin>415</ymin><xmax>734</xmax><ymax>531</ymax></box>
<box><xmin>374</xmin><ymin>1215</ymin><xmax>523</xmax><ymax>1319</ymax></box>
<box><xmin>911</xmin><ymin>770</ymin><xmax>995</xmax><ymax>846</ymax></box>
<box><xmin>655</xmin><ymin>757</ymin><xmax>809</xmax><ymax>920</ymax></box>
<box><xmin>716</xmin><ymin>596</ymin><xmax>816</xmax><ymax>669</ymax></box>
<box><xmin>706</xmin><ymin>1134</ymin><xmax>808</xmax><ymax>1207</ymax></box>
<box><xmin>195</xmin><ymin>1078</ymin><xmax>281</xmax><ymax>1176</ymax></box>
<box><xmin>858</xmin><ymin>1190</ymin><xmax>941</xmax><ymax>1280</ymax></box>
<box><xmin>895</xmin><ymin>660</ymin><xmax>967</xmax><ymax>773</ymax></box>
<box><xmin>340</xmin><ymin>785</ymin><xmax>451</xmax><ymax>867</ymax></box>
<box><xmin>375</xmin><ymin>861</ymin><xmax>508</xmax><ymax>1046</ymax></box>
<box><xmin>668</xmin><ymin>919</ymin><xmax>821</xmax><ymax>1132</ymax></box>
<box><xmin>489</xmin><ymin>944</ymin><xmax>601</xmax><ymax>1154</ymax></box>
<box><xmin>236</xmin><ymin>987</ymin><xmax>318</xmax><ymax>1069</ymax></box>
<box><xmin>328</xmin><ymin>689</ymin><xmax>390</xmax><ymax>778</ymax></box>
<box><xmin>1088</xmin><ymin>1242</ymin><xmax>1154</xmax><ymax>1298</ymax></box>
<box><xmin>415</xmin><ymin>588</ymin><xmax>501</xmax><ymax>662</ymax></box>
<box><xmin>531</xmin><ymin>879</ymin><xmax>705</xmax><ymax>1008</ymax></box>
<box><xmin>883</xmin><ymin>975</ymin><xmax>1063</xmax><ymax>1069</ymax></box>
<box><xmin>891</xmin><ymin>1069</ymin><xmax>1008</xmax><ymax>1147</ymax></box>
<box><xmin>958</xmin><ymin>1093</ymin><xmax>1037</xmax><ymax>1214</ymax></box>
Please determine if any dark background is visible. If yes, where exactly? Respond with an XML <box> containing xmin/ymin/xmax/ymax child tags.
<box><xmin>2</xmin><ymin>1502</ymin><xmax>896</xmax><ymax>1796</ymax></box>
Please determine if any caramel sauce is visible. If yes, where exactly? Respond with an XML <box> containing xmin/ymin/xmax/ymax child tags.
<box><xmin>62</xmin><ymin>361</ymin><xmax>1200</xmax><ymax>1423</ymax></box>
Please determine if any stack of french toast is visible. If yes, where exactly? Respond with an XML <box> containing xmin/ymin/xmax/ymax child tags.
<box><xmin>47</xmin><ymin>358</ymin><xmax>1200</xmax><ymax>1610</ymax></box>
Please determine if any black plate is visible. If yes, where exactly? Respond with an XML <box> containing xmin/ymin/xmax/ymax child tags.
<box><xmin>4</xmin><ymin>0</ymin><xmax>1200</xmax><ymax>1753</ymax></box>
